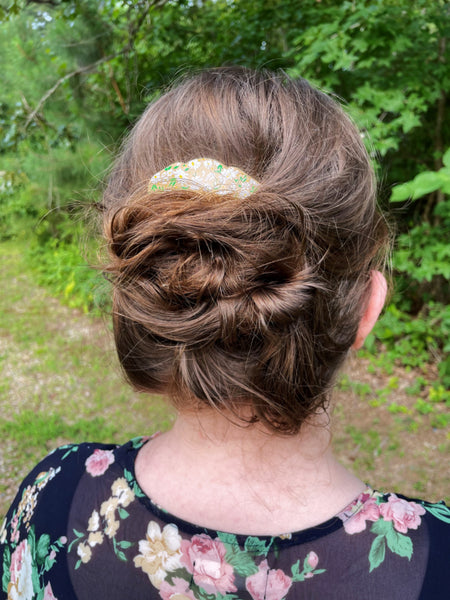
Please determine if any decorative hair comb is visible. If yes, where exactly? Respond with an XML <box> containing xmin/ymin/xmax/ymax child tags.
<box><xmin>149</xmin><ymin>158</ymin><xmax>259</xmax><ymax>199</ymax></box>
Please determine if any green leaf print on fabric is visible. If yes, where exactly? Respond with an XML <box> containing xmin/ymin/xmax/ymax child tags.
<box><xmin>60</xmin><ymin>444</ymin><xmax>80</xmax><ymax>461</ymax></box>
<box><xmin>123</xmin><ymin>468</ymin><xmax>146</xmax><ymax>499</ymax></box>
<box><xmin>371</xmin><ymin>518</ymin><xmax>392</xmax><ymax>535</ymax></box>
<box><xmin>217</xmin><ymin>532</ymin><xmax>239</xmax><ymax>546</ymax></box>
<box><xmin>69</xmin><ymin>477</ymin><xmax>137</xmax><ymax>569</ymax></box>
<box><xmin>218</xmin><ymin>532</ymin><xmax>259</xmax><ymax>577</ymax></box>
<box><xmin>2</xmin><ymin>525</ymin><xmax>66</xmax><ymax>599</ymax></box>
<box><xmin>385</xmin><ymin>527</ymin><xmax>413</xmax><ymax>559</ymax></box>
<box><xmin>423</xmin><ymin>501</ymin><xmax>450</xmax><ymax>524</ymax></box>
<box><xmin>118</xmin><ymin>507</ymin><xmax>130</xmax><ymax>520</ymax></box>
<box><xmin>244</xmin><ymin>536</ymin><xmax>274</xmax><ymax>558</ymax></box>
<box><xmin>1</xmin><ymin>545</ymin><xmax>11</xmax><ymax>593</ymax></box>
<box><xmin>369</xmin><ymin>535</ymin><xmax>386</xmax><ymax>572</ymax></box>
<box><xmin>369</xmin><ymin>518</ymin><xmax>413</xmax><ymax>571</ymax></box>
<box><xmin>36</xmin><ymin>533</ymin><xmax>51</xmax><ymax>563</ymax></box>
<box><xmin>215</xmin><ymin>593</ymin><xmax>241</xmax><ymax>600</ymax></box>
<box><xmin>113</xmin><ymin>537</ymin><xmax>129</xmax><ymax>562</ymax></box>
<box><xmin>224</xmin><ymin>544</ymin><xmax>258</xmax><ymax>577</ymax></box>
<box><xmin>339</xmin><ymin>493</ymin><xmax>430</xmax><ymax>572</ymax></box>
<box><xmin>291</xmin><ymin>551</ymin><xmax>326</xmax><ymax>582</ymax></box>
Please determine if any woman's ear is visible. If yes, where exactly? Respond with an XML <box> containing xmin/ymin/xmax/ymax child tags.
<box><xmin>351</xmin><ymin>270</ymin><xmax>387</xmax><ymax>350</ymax></box>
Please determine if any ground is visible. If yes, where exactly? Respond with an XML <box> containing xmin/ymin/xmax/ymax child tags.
<box><xmin>0</xmin><ymin>243</ymin><xmax>448</xmax><ymax>520</ymax></box>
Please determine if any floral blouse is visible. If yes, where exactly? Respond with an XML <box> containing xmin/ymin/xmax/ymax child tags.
<box><xmin>1</xmin><ymin>437</ymin><xmax>449</xmax><ymax>599</ymax></box>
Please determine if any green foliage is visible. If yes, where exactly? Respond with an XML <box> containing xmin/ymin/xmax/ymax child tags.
<box><xmin>24</xmin><ymin>237</ymin><xmax>108</xmax><ymax>313</ymax></box>
<box><xmin>0</xmin><ymin>0</ymin><xmax>448</xmax><ymax>396</ymax></box>
<box><xmin>391</xmin><ymin>149</ymin><xmax>450</xmax><ymax>202</ymax></box>
<box><xmin>390</xmin><ymin>150</ymin><xmax>450</xmax><ymax>302</ymax></box>
<box><xmin>287</xmin><ymin>0</ymin><xmax>449</xmax><ymax>169</ymax></box>
<box><xmin>364</xmin><ymin>302</ymin><xmax>450</xmax><ymax>387</ymax></box>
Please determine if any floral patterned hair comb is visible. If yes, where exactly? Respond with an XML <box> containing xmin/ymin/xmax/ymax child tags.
<box><xmin>149</xmin><ymin>158</ymin><xmax>259</xmax><ymax>199</ymax></box>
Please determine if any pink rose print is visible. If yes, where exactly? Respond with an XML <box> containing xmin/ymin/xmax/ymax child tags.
<box><xmin>246</xmin><ymin>559</ymin><xmax>292</xmax><ymax>600</ymax></box>
<box><xmin>306</xmin><ymin>551</ymin><xmax>318</xmax><ymax>569</ymax></box>
<box><xmin>10</xmin><ymin>514</ymin><xmax>20</xmax><ymax>544</ymax></box>
<box><xmin>342</xmin><ymin>497</ymin><xmax>380</xmax><ymax>534</ymax></box>
<box><xmin>379</xmin><ymin>495</ymin><xmax>426</xmax><ymax>534</ymax></box>
<box><xmin>9</xmin><ymin>539</ymin><xmax>33</xmax><ymax>599</ymax></box>
<box><xmin>304</xmin><ymin>551</ymin><xmax>320</xmax><ymax>579</ymax></box>
<box><xmin>85</xmin><ymin>449</ymin><xmax>115</xmax><ymax>477</ymax></box>
<box><xmin>159</xmin><ymin>577</ymin><xmax>197</xmax><ymax>600</ymax></box>
<box><xmin>181</xmin><ymin>534</ymin><xmax>237</xmax><ymax>595</ymax></box>
<box><xmin>43</xmin><ymin>582</ymin><xmax>58</xmax><ymax>600</ymax></box>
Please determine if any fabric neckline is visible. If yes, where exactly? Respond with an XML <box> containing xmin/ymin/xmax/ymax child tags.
<box><xmin>117</xmin><ymin>436</ymin><xmax>377</xmax><ymax>546</ymax></box>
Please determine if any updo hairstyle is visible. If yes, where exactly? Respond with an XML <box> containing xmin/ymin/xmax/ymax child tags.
<box><xmin>102</xmin><ymin>67</ymin><xmax>389</xmax><ymax>434</ymax></box>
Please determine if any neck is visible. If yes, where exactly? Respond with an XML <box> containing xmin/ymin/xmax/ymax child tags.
<box><xmin>136</xmin><ymin>407</ymin><xmax>365</xmax><ymax>534</ymax></box>
<box><xmin>167</xmin><ymin>409</ymin><xmax>333</xmax><ymax>482</ymax></box>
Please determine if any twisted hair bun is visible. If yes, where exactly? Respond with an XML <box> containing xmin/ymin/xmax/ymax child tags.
<box><xmin>102</xmin><ymin>67</ymin><xmax>389</xmax><ymax>434</ymax></box>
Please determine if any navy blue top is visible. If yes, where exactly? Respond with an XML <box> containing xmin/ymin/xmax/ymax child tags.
<box><xmin>1</xmin><ymin>437</ymin><xmax>449</xmax><ymax>599</ymax></box>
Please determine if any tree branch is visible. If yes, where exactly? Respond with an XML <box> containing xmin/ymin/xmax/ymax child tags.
<box><xmin>23</xmin><ymin>0</ymin><xmax>169</xmax><ymax>130</ymax></box>
<box><xmin>24</xmin><ymin>51</ymin><xmax>122</xmax><ymax>129</ymax></box>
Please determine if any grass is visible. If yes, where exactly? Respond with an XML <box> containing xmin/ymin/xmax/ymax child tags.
<box><xmin>0</xmin><ymin>241</ymin><xmax>174</xmax><ymax>518</ymax></box>
<box><xmin>0</xmin><ymin>239</ymin><xmax>449</xmax><ymax>520</ymax></box>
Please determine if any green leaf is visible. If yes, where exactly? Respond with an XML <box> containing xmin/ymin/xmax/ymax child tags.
<box><xmin>244</xmin><ymin>536</ymin><xmax>273</xmax><ymax>557</ymax></box>
<box><xmin>28</xmin><ymin>526</ymin><xmax>36</xmax><ymax>555</ymax></box>
<box><xmin>423</xmin><ymin>502</ymin><xmax>450</xmax><ymax>523</ymax></box>
<box><xmin>36</xmin><ymin>533</ymin><xmax>51</xmax><ymax>563</ymax></box>
<box><xmin>62</xmin><ymin>446</ymin><xmax>78</xmax><ymax>460</ymax></box>
<box><xmin>291</xmin><ymin>559</ymin><xmax>300</xmax><ymax>578</ymax></box>
<box><xmin>2</xmin><ymin>546</ymin><xmax>11</xmax><ymax>592</ymax></box>
<box><xmin>195</xmin><ymin>583</ymin><xmax>217</xmax><ymax>600</ymax></box>
<box><xmin>131</xmin><ymin>437</ymin><xmax>145</xmax><ymax>449</ymax></box>
<box><xmin>369</xmin><ymin>535</ymin><xmax>386</xmax><ymax>572</ymax></box>
<box><xmin>44</xmin><ymin>554</ymin><xmax>56</xmax><ymax>571</ymax></box>
<box><xmin>400</xmin><ymin>111</ymin><xmax>421</xmax><ymax>133</ymax></box>
<box><xmin>370</xmin><ymin>518</ymin><xmax>393</xmax><ymax>536</ymax></box>
<box><xmin>117</xmin><ymin>507</ymin><xmax>129</xmax><ymax>520</ymax></box>
<box><xmin>31</xmin><ymin>559</ymin><xmax>40</xmax><ymax>593</ymax></box>
<box><xmin>385</xmin><ymin>529</ymin><xmax>413</xmax><ymax>559</ymax></box>
<box><xmin>410</xmin><ymin>172</ymin><xmax>442</xmax><ymax>199</ymax></box>
<box><xmin>390</xmin><ymin>182</ymin><xmax>414</xmax><ymax>202</ymax></box>
<box><xmin>442</xmin><ymin>148</ymin><xmax>450</xmax><ymax>169</ymax></box>
<box><xmin>303</xmin><ymin>554</ymin><xmax>313</xmax><ymax>572</ymax></box>
<box><xmin>132</xmin><ymin>482</ymin><xmax>146</xmax><ymax>498</ymax></box>
<box><xmin>217</xmin><ymin>532</ymin><xmax>239</xmax><ymax>546</ymax></box>
<box><xmin>116</xmin><ymin>549</ymin><xmax>127</xmax><ymax>561</ymax></box>
<box><xmin>225</xmin><ymin>546</ymin><xmax>258</xmax><ymax>577</ymax></box>
<box><xmin>72</xmin><ymin>529</ymin><xmax>85</xmax><ymax>538</ymax></box>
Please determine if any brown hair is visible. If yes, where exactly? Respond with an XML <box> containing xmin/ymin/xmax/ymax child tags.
<box><xmin>102</xmin><ymin>67</ymin><xmax>389</xmax><ymax>434</ymax></box>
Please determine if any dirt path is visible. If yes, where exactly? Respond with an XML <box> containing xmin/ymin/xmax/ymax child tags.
<box><xmin>1</xmin><ymin>243</ymin><xmax>448</xmax><ymax>520</ymax></box>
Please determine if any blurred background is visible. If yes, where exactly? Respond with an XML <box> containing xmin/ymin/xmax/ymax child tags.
<box><xmin>0</xmin><ymin>0</ymin><xmax>449</xmax><ymax>515</ymax></box>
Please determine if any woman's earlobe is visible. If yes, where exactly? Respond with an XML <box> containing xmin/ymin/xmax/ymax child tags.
<box><xmin>351</xmin><ymin>270</ymin><xmax>387</xmax><ymax>350</ymax></box>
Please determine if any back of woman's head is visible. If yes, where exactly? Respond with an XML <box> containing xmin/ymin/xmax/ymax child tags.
<box><xmin>102</xmin><ymin>66</ymin><xmax>389</xmax><ymax>434</ymax></box>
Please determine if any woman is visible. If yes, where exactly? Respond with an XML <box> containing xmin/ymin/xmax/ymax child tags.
<box><xmin>1</xmin><ymin>67</ymin><xmax>448</xmax><ymax>599</ymax></box>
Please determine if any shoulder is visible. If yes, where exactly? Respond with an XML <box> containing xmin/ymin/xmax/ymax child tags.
<box><xmin>390</xmin><ymin>492</ymin><xmax>450</xmax><ymax>532</ymax></box>
<box><xmin>0</xmin><ymin>442</ymin><xmax>123</xmax><ymax>536</ymax></box>
<box><xmin>13</xmin><ymin>442</ymin><xmax>120</xmax><ymax>495</ymax></box>
<box><xmin>402</xmin><ymin>495</ymin><xmax>450</xmax><ymax>598</ymax></box>
<box><xmin>375</xmin><ymin>491</ymin><xmax>450</xmax><ymax>542</ymax></box>
<box><xmin>0</xmin><ymin>441</ymin><xmax>124</xmax><ymax>599</ymax></box>
<box><xmin>382</xmin><ymin>492</ymin><xmax>450</xmax><ymax>597</ymax></box>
